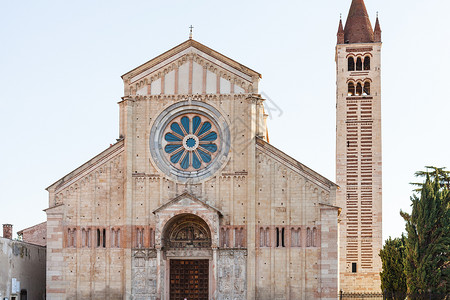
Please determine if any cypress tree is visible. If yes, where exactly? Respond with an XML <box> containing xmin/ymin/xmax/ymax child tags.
<box><xmin>379</xmin><ymin>235</ymin><xmax>407</xmax><ymax>299</ymax></box>
<box><xmin>400</xmin><ymin>167</ymin><xmax>450</xmax><ymax>299</ymax></box>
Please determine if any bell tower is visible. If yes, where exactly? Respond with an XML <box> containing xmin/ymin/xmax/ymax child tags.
<box><xmin>336</xmin><ymin>0</ymin><xmax>382</xmax><ymax>292</ymax></box>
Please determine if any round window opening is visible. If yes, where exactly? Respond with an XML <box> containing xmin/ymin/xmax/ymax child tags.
<box><xmin>149</xmin><ymin>101</ymin><xmax>231</xmax><ymax>183</ymax></box>
<box><xmin>163</xmin><ymin>113</ymin><xmax>219</xmax><ymax>171</ymax></box>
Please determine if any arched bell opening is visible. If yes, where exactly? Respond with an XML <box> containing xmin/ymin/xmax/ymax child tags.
<box><xmin>162</xmin><ymin>213</ymin><xmax>212</xmax><ymax>249</ymax></box>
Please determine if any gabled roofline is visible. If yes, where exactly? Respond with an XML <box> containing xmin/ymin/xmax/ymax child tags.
<box><xmin>16</xmin><ymin>221</ymin><xmax>47</xmax><ymax>235</ymax></box>
<box><xmin>256</xmin><ymin>137</ymin><xmax>337</xmax><ymax>189</ymax></box>
<box><xmin>46</xmin><ymin>139</ymin><xmax>124</xmax><ymax>191</ymax></box>
<box><xmin>121</xmin><ymin>39</ymin><xmax>261</xmax><ymax>80</ymax></box>
<box><xmin>152</xmin><ymin>191</ymin><xmax>222</xmax><ymax>216</ymax></box>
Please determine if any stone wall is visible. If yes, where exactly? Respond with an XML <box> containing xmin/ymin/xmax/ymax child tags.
<box><xmin>0</xmin><ymin>237</ymin><xmax>46</xmax><ymax>299</ymax></box>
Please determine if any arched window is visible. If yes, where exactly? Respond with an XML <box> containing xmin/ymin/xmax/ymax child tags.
<box><xmin>265</xmin><ymin>227</ymin><xmax>270</xmax><ymax>247</ymax></box>
<box><xmin>363</xmin><ymin>82</ymin><xmax>371</xmax><ymax>95</ymax></box>
<box><xmin>348</xmin><ymin>57</ymin><xmax>355</xmax><ymax>71</ymax></box>
<box><xmin>312</xmin><ymin>227</ymin><xmax>317</xmax><ymax>247</ymax></box>
<box><xmin>259</xmin><ymin>227</ymin><xmax>265</xmax><ymax>247</ymax></box>
<box><xmin>116</xmin><ymin>229</ymin><xmax>121</xmax><ymax>248</ymax></box>
<box><xmin>356</xmin><ymin>57</ymin><xmax>363</xmax><ymax>71</ymax></box>
<box><xmin>234</xmin><ymin>227</ymin><xmax>244</xmax><ymax>248</ymax></box>
<box><xmin>221</xmin><ymin>227</ymin><xmax>230</xmax><ymax>248</ymax></box>
<box><xmin>291</xmin><ymin>228</ymin><xmax>301</xmax><ymax>247</ymax></box>
<box><xmin>97</xmin><ymin>229</ymin><xmax>101</xmax><ymax>247</ymax></box>
<box><xmin>149</xmin><ymin>228</ymin><xmax>155</xmax><ymax>248</ymax></box>
<box><xmin>276</xmin><ymin>227</ymin><xmax>280</xmax><ymax>247</ymax></box>
<box><xmin>348</xmin><ymin>82</ymin><xmax>355</xmax><ymax>96</ymax></box>
<box><xmin>306</xmin><ymin>227</ymin><xmax>311</xmax><ymax>247</ymax></box>
<box><xmin>364</xmin><ymin>56</ymin><xmax>370</xmax><ymax>70</ymax></box>
<box><xmin>356</xmin><ymin>82</ymin><xmax>363</xmax><ymax>96</ymax></box>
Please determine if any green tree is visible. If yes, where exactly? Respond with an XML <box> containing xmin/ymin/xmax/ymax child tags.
<box><xmin>400</xmin><ymin>167</ymin><xmax>450</xmax><ymax>299</ymax></box>
<box><xmin>379</xmin><ymin>235</ymin><xmax>407</xmax><ymax>299</ymax></box>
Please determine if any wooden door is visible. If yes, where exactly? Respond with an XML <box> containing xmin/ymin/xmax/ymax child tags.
<box><xmin>170</xmin><ymin>259</ymin><xmax>209</xmax><ymax>300</ymax></box>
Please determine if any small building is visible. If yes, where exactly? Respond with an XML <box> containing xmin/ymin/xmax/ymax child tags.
<box><xmin>0</xmin><ymin>224</ymin><xmax>46</xmax><ymax>300</ymax></box>
<box><xmin>17</xmin><ymin>222</ymin><xmax>47</xmax><ymax>247</ymax></box>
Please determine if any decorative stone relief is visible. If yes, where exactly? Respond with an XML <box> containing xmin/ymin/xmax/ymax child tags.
<box><xmin>131</xmin><ymin>249</ymin><xmax>158</xmax><ymax>300</ymax></box>
<box><xmin>217</xmin><ymin>249</ymin><xmax>247</xmax><ymax>300</ymax></box>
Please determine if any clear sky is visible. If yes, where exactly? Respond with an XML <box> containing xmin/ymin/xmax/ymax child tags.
<box><xmin>0</xmin><ymin>0</ymin><xmax>449</xmax><ymax>241</ymax></box>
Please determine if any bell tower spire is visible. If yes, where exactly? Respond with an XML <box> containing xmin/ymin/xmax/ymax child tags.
<box><xmin>335</xmin><ymin>0</ymin><xmax>383</xmax><ymax>293</ymax></box>
<box><xmin>337</xmin><ymin>15</ymin><xmax>345</xmax><ymax>44</ymax></box>
<box><xmin>344</xmin><ymin>0</ymin><xmax>374</xmax><ymax>43</ymax></box>
<box><xmin>374</xmin><ymin>13</ymin><xmax>382</xmax><ymax>42</ymax></box>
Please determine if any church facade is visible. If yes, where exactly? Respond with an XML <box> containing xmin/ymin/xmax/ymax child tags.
<box><xmin>45</xmin><ymin>38</ymin><xmax>339</xmax><ymax>300</ymax></box>
<box><xmin>44</xmin><ymin>1</ymin><xmax>383</xmax><ymax>299</ymax></box>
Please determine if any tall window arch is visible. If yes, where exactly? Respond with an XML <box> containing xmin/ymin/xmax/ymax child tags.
<box><xmin>356</xmin><ymin>82</ymin><xmax>363</xmax><ymax>96</ymax></box>
<box><xmin>364</xmin><ymin>56</ymin><xmax>371</xmax><ymax>70</ymax></box>
<box><xmin>348</xmin><ymin>57</ymin><xmax>355</xmax><ymax>71</ymax></box>
<box><xmin>363</xmin><ymin>81</ymin><xmax>371</xmax><ymax>95</ymax></box>
<box><xmin>356</xmin><ymin>57</ymin><xmax>363</xmax><ymax>71</ymax></box>
<box><xmin>348</xmin><ymin>82</ymin><xmax>355</xmax><ymax>96</ymax></box>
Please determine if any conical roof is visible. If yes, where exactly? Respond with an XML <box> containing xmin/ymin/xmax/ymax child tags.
<box><xmin>344</xmin><ymin>0</ymin><xmax>374</xmax><ymax>44</ymax></box>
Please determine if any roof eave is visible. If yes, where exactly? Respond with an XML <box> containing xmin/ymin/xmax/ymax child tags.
<box><xmin>121</xmin><ymin>39</ymin><xmax>261</xmax><ymax>80</ymax></box>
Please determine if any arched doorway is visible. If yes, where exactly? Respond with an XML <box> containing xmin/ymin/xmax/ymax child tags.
<box><xmin>163</xmin><ymin>214</ymin><xmax>212</xmax><ymax>300</ymax></box>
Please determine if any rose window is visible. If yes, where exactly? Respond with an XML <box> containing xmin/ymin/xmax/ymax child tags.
<box><xmin>163</xmin><ymin>114</ymin><xmax>219</xmax><ymax>171</ymax></box>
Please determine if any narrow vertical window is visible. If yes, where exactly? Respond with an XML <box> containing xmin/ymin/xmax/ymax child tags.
<box><xmin>259</xmin><ymin>227</ymin><xmax>265</xmax><ymax>247</ymax></box>
<box><xmin>312</xmin><ymin>227</ymin><xmax>317</xmax><ymax>247</ymax></box>
<box><xmin>306</xmin><ymin>227</ymin><xmax>311</xmax><ymax>247</ymax></box>
<box><xmin>291</xmin><ymin>228</ymin><xmax>299</xmax><ymax>247</ymax></box>
<box><xmin>87</xmin><ymin>229</ymin><xmax>91</xmax><ymax>248</ymax></box>
<box><xmin>356</xmin><ymin>57</ymin><xmax>363</xmax><ymax>71</ymax></box>
<box><xmin>265</xmin><ymin>228</ymin><xmax>270</xmax><ymax>247</ymax></box>
<box><xmin>97</xmin><ymin>229</ymin><xmax>101</xmax><ymax>247</ymax></box>
<box><xmin>82</xmin><ymin>229</ymin><xmax>86</xmax><ymax>247</ymax></box>
<box><xmin>281</xmin><ymin>228</ymin><xmax>285</xmax><ymax>247</ymax></box>
<box><xmin>348</xmin><ymin>82</ymin><xmax>355</xmax><ymax>96</ymax></box>
<box><xmin>234</xmin><ymin>228</ymin><xmax>243</xmax><ymax>248</ymax></box>
<box><xmin>220</xmin><ymin>228</ymin><xmax>225</xmax><ymax>247</ymax></box>
<box><xmin>364</xmin><ymin>56</ymin><xmax>370</xmax><ymax>70</ymax></box>
<box><xmin>117</xmin><ymin>229</ymin><xmax>120</xmax><ymax>248</ymax></box>
<box><xmin>276</xmin><ymin>228</ymin><xmax>280</xmax><ymax>247</ymax></box>
<box><xmin>137</xmin><ymin>228</ymin><xmax>141</xmax><ymax>248</ymax></box>
<box><xmin>298</xmin><ymin>228</ymin><xmax>301</xmax><ymax>247</ymax></box>
<box><xmin>102</xmin><ymin>229</ymin><xmax>106</xmax><ymax>248</ymax></box>
<box><xmin>70</xmin><ymin>229</ymin><xmax>76</xmax><ymax>248</ymax></box>
<box><xmin>348</xmin><ymin>57</ymin><xmax>355</xmax><ymax>71</ymax></box>
<box><xmin>352</xmin><ymin>262</ymin><xmax>357</xmax><ymax>273</ymax></box>
<box><xmin>111</xmin><ymin>229</ymin><xmax>115</xmax><ymax>248</ymax></box>
<box><xmin>363</xmin><ymin>81</ymin><xmax>370</xmax><ymax>95</ymax></box>
<box><xmin>356</xmin><ymin>82</ymin><xmax>363</xmax><ymax>96</ymax></box>
<box><xmin>149</xmin><ymin>228</ymin><xmax>154</xmax><ymax>248</ymax></box>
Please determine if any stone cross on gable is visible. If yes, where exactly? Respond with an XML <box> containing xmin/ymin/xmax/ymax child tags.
<box><xmin>189</xmin><ymin>25</ymin><xmax>194</xmax><ymax>39</ymax></box>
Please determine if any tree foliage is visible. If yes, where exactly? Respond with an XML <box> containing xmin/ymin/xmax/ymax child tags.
<box><xmin>379</xmin><ymin>235</ymin><xmax>407</xmax><ymax>299</ymax></box>
<box><xmin>400</xmin><ymin>167</ymin><xmax>450</xmax><ymax>298</ymax></box>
